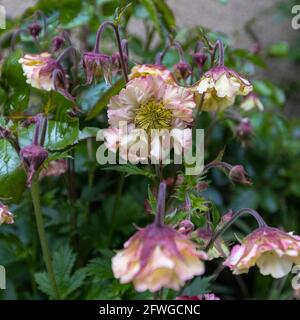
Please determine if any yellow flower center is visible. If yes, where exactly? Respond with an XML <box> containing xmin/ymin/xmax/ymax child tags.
<box><xmin>134</xmin><ymin>98</ymin><xmax>172</xmax><ymax>132</ymax></box>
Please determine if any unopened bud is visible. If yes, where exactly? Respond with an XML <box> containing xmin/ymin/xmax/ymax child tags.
<box><xmin>0</xmin><ymin>204</ymin><xmax>14</xmax><ymax>225</ymax></box>
<box><xmin>20</xmin><ymin>144</ymin><xmax>48</xmax><ymax>186</ymax></box>
<box><xmin>28</xmin><ymin>22</ymin><xmax>42</xmax><ymax>39</ymax></box>
<box><xmin>178</xmin><ymin>219</ymin><xmax>194</xmax><ymax>235</ymax></box>
<box><xmin>236</xmin><ymin>118</ymin><xmax>252</xmax><ymax>139</ymax></box>
<box><xmin>229</xmin><ymin>165</ymin><xmax>252</xmax><ymax>185</ymax></box>
<box><xmin>193</xmin><ymin>52</ymin><xmax>207</xmax><ymax>69</ymax></box>
<box><xmin>52</xmin><ymin>36</ymin><xmax>65</xmax><ymax>52</ymax></box>
<box><xmin>173</xmin><ymin>61</ymin><xmax>192</xmax><ymax>80</ymax></box>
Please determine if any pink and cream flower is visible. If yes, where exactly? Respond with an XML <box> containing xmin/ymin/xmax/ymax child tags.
<box><xmin>112</xmin><ymin>223</ymin><xmax>207</xmax><ymax>292</ymax></box>
<box><xmin>192</xmin><ymin>66</ymin><xmax>252</xmax><ymax>112</ymax></box>
<box><xmin>240</xmin><ymin>92</ymin><xmax>264</xmax><ymax>112</ymax></box>
<box><xmin>19</xmin><ymin>52</ymin><xmax>67</xmax><ymax>91</ymax></box>
<box><xmin>129</xmin><ymin>64</ymin><xmax>176</xmax><ymax>85</ymax></box>
<box><xmin>224</xmin><ymin>227</ymin><xmax>300</xmax><ymax>278</ymax></box>
<box><xmin>104</xmin><ymin>75</ymin><xmax>195</xmax><ymax>162</ymax></box>
<box><xmin>0</xmin><ymin>204</ymin><xmax>14</xmax><ymax>225</ymax></box>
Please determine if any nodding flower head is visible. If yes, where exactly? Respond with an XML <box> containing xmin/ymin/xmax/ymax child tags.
<box><xmin>19</xmin><ymin>52</ymin><xmax>68</xmax><ymax>91</ymax></box>
<box><xmin>193</xmin><ymin>52</ymin><xmax>208</xmax><ymax>70</ymax></box>
<box><xmin>192</xmin><ymin>66</ymin><xmax>252</xmax><ymax>112</ymax></box>
<box><xmin>229</xmin><ymin>165</ymin><xmax>252</xmax><ymax>185</ymax></box>
<box><xmin>178</xmin><ymin>219</ymin><xmax>194</xmax><ymax>235</ymax></box>
<box><xmin>111</xmin><ymin>52</ymin><xmax>128</xmax><ymax>75</ymax></box>
<box><xmin>173</xmin><ymin>61</ymin><xmax>192</xmax><ymax>80</ymax></box>
<box><xmin>0</xmin><ymin>204</ymin><xmax>14</xmax><ymax>225</ymax></box>
<box><xmin>129</xmin><ymin>64</ymin><xmax>176</xmax><ymax>85</ymax></box>
<box><xmin>28</xmin><ymin>22</ymin><xmax>42</xmax><ymax>39</ymax></box>
<box><xmin>52</xmin><ymin>36</ymin><xmax>65</xmax><ymax>52</ymax></box>
<box><xmin>20</xmin><ymin>144</ymin><xmax>48</xmax><ymax>186</ymax></box>
<box><xmin>82</xmin><ymin>51</ymin><xmax>112</xmax><ymax>84</ymax></box>
<box><xmin>224</xmin><ymin>226</ymin><xmax>300</xmax><ymax>278</ymax></box>
<box><xmin>236</xmin><ymin>118</ymin><xmax>253</xmax><ymax>140</ymax></box>
<box><xmin>112</xmin><ymin>223</ymin><xmax>207</xmax><ymax>292</ymax></box>
<box><xmin>240</xmin><ymin>93</ymin><xmax>264</xmax><ymax>112</ymax></box>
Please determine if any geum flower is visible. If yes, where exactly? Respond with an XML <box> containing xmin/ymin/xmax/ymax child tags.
<box><xmin>192</xmin><ymin>66</ymin><xmax>252</xmax><ymax>112</ymax></box>
<box><xmin>224</xmin><ymin>227</ymin><xmax>300</xmax><ymax>278</ymax></box>
<box><xmin>129</xmin><ymin>64</ymin><xmax>176</xmax><ymax>85</ymax></box>
<box><xmin>112</xmin><ymin>222</ymin><xmax>206</xmax><ymax>292</ymax></box>
<box><xmin>0</xmin><ymin>204</ymin><xmax>14</xmax><ymax>225</ymax></box>
<box><xmin>19</xmin><ymin>52</ymin><xmax>68</xmax><ymax>91</ymax></box>
<box><xmin>104</xmin><ymin>75</ymin><xmax>195</xmax><ymax>162</ymax></box>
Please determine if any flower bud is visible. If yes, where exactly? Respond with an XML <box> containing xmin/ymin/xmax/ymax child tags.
<box><xmin>173</xmin><ymin>61</ymin><xmax>192</xmax><ymax>80</ymax></box>
<box><xmin>236</xmin><ymin>118</ymin><xmax>252</xmax><ymax>139</ymax></box>
<box><xmin>178</xmin><ymin>219</ymin><xmax>194</xmax><ymax>235</ymax></box>
<box><xmin>20</xmin><ymin>144</ymin><xmax>48</xmax><ymax>186</ymax></box>
<box><xmin>39</xmin><ymin>159</ymin><xmax>67</xmax><ymax>179</ymax></box>
<box><xmin>52</xmin><ymin>36</ymin><xmax>65</xmax><ymax>52</ymax></box>
<box><xmin>82</xmin><ymin>51</ymin><xmax>112</xmax><ymax>84</ymax></box>
<box><xmin>28</xmin><ymin>22</ymin><xmax>42</xmax><ymax>39</ymax></box>
<box><xmin>0</xmin><ymin>126</ymin><xmax>11</xmax><ymax>139</ymax></box>
<box><xmin>111</xmin><ymin>52</ymin><xmax>128</xmax><ymax>75</ymax></box>
<box><xmin>229</xmin><ymin>165</ymin><xmax>252</xmax><ymax>185</ymax></box>
<box><xmin>193</xmin><ymin>52</ymin><xmax>207</xmax><ymax>69</ymax></box>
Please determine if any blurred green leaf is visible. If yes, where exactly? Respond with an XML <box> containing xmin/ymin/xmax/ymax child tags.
<box><xmin>268</xmin><ymin>42</ymin><xmax>289</xmax><ymax>57</ymax></box>
<box><xmin>102</xmin><ymin>164</ymin><xmax>154</xmax><ymax>178</ymax></box>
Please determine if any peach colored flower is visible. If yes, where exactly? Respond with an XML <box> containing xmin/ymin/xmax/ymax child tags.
<box><xmin>104</xmin><ymin>76</ymin><xmax>195</xmax><ymax>162</ymax></box>
<box><xmin>112</xmin><ymin>223</ymin><xmax>207</xmax><ymax>292</ymax></box>
<box><xmin>224</xmin><ymin>227</ymin><xmax>300</xmax><ymax>278</ymax></box>
<box><xmin>0</xmin><ymin>204</ymin><xmax>14</xmax><ymax>225</ymax></box>
<box><xmin>240</xmin><ymin>92</ymin><xmax>264</xmax><ymax>111</ymax></box>
<box><xmin>129</xmin><ymin>64</ymin><xmax>176</xmax><ymax>85</ymax></box>
<box><xmin>192</xmin><ymin>66</ymin><xmax>252</xmax><ymax>112</ymax></box>
<box><xmin>19</xmin><ymin>52</ymin><xmax>66</xmax><ymax>91</ymax></box>
<box><xmin>39</xmin><ymin>159</ymin><xmax>67</xmax><ymax>179</ymax></box>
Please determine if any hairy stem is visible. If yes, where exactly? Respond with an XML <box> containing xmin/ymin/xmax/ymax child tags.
<box><xmin>30</xmin><ymin>179</ymin><xmax>60</xmax><ymax>299</ymax></box>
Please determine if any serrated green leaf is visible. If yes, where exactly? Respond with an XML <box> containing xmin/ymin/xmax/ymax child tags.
<box><xmin>181</xmin><ymin>276</ymin><xmax>214</xmax><ymax>296</ymax></box>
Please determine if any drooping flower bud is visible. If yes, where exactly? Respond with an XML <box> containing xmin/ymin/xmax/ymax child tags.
<box><xmin>193</xmin><ymin>52</ymin><xmax>207</xmax><ymax>70</ymax></box>
<box><xmin>111</xmin><ymin>51</ymin><xmax>128</xmax><ymax>75</ymax></box>
<box><xmin>236</xmin><ymin>118</ymin><xmax>253</xmax><ymax>140</ymax></box>
<box><xmin>224</xmin><ymin>226</ymin><xmax>300</xmax><ymax>278</ymax></box>
<box><xmin>52</xmin><ymin>36</ymin><xmax>65</xmax><ymax>52</ymax></box>
<box><xmin>20</xmin><ymin>144</ymin><xmax>48</xmax><ymax>186</ymax></box>
<box><xmin>82</xmin><ymin>51</ymin><xmax>112</xmax><ymax>84</ymax></box>
<box><xmin>0</xmin><ymin>204</ymin><xmax>14</xmax><ymax>225</ymax></box>
<box><xmin>173</xmin><ymin>61</ymin><xmax>192</xmax><ymax>80</ymax></box>
<box><xmin>229</xmin><ymin>165</ymin><xmax>252</xmax><ymax>185</ymax></box>
<box><xmin>28</xmin><ymin>22</ymin><xmax>42</xmax><ymax>39</ymax></box>
<box><xmin>0</xmin><ymin>126</ymin><xmax>11</xmax><ymax>139</ymax></box>
<box><xmin>178</xmin><ymin>219</ymin><xmax>194</xmax><ymax>235</ymax></box>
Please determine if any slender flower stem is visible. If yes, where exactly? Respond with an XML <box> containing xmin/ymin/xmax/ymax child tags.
<box><xmin>56</xmin><ymin>46</ymin><xmax>76</xmax><ymax>63</ymax></box>
<box><xmin>30</xmin><ymin>179</ymin><xmax>60</xmax><ymax>299</ymax></box>
<box><xmin>204</xmin><ymin>161</ymin><xmax>233</xmax><ymax>172</ymax></box>
<box><xmin>211</xmin><ymin>39</ymin><xmax>224</xmax><ymax>67</ymax></box>
<box><xmin>93</xmin><ymin>21</ymin><xmax>128</xmax><ymax>83</ymax></box>
<box><xmin>155</xmin><ymin>182</ymin><xmax>167</xmax><ymax>227</ymax></box>
<box><xmin>10</xmin><ymin>28</ymin><xmax>28</xmax><ymax>51</ymax></box>
<box><xmin>205</xmin><ymin>208</ymin><xmax>267</xmax><ymax>251</ymax></box>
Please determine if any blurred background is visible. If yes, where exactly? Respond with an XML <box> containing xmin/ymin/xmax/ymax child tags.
<box><xmin>1</xmin><ymin>0</ymin><xmax>299</xmax><ymax>116</ymax></box>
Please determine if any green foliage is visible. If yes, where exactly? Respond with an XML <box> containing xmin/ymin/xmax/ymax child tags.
<box><xmin>35</xmin><ymin>245</ymin><xmax>87</xmax><ymax>299</ymax></box>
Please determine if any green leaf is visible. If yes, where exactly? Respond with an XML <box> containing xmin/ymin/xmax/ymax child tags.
<box><xmin>0</xmin><ymin>140</ymin><xmax>26</xmax><ymax>202</ymax></box>
<box><xmin>35</xmin><ymin>244</ymin><xmax>87</xmax><ymax>299</ymax></box>
<box><xmin>1</xmin><ymin>49</ymin><xmax>30</xmax><ymax>113</ymax></box>
<box><xmin>268</xmin><ymin>42</ymin><xmax>289</xmax><ymax>57</ymax></box>
<box><xmin>140</xmin><ymin>0</ymin><xmax>164</xmax><ymax>40</ymax></box>
<box><xmin>85</xmin><ymin>79</ymin><xmax>125</xmax><ymax>120</ymax></box>
<box><xmin>153</xmin><ymin>0</ymin><xmax>176</xmax><ymax>34</ymax></box>
<box><xmin>181</xmin><ymin>276</ymin><xmax>214</xmax><ymax>296</ymax></box>
<box><xmin>102</xmin><ymin>164</ymin><xmax>154</xmax><ymax>178</ymax></box>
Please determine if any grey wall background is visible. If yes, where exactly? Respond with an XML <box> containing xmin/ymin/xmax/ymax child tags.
<box><xmin>1</xmin><ymin>0</ymin><xmax>299</xmax><ymax>116</ymax></box>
